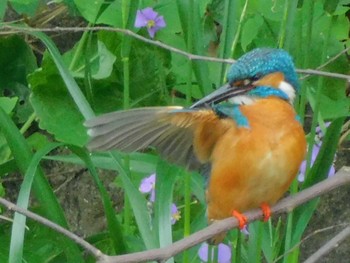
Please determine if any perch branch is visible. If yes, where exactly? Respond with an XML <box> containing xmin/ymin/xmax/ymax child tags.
<box><xmin>0</xmin><ymin>167</ymin><xmax>349</xmax><ymax>263</ymax></box>
<box><xmin>0</xmin><ymin>25</ymin><xmax>349</xmax><ymax>81</ymax></box>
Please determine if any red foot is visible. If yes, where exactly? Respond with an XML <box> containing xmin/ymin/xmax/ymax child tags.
<box><xmin>261</xmin><ymin>202</ymin><xmax>271</xmax><ymax>222</ymax></box>
<box><xmin>232</xmin><ymin>210</ymin><xmax>248</xmax><ymax>229</ymax></box>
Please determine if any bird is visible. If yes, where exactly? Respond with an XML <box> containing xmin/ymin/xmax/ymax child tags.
<box><xmin>84</xmin><ymin>48</ymin><xmax>306</xmax><ymax>244</ymax></box>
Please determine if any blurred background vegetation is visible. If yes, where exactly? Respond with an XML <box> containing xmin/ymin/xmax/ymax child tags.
<box><xmin>0</xmin><ymin>0</ymin><xmax>349</xmax><ymax>262</ymax></box>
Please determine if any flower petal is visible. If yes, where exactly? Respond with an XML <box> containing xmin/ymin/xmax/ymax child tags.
<box><xmin>198</xmin><ymin>243</ymin><xmax>209</xmax><ymax>261</ymax></box>
<box><xmin>134</xmin><ymin>10</ymin><xmax>148</xmax><ymax>27</ymax></box>
<box><xmin>198</xmin><ymin>242</ymin><xmax>232</xmax><ymax>263</ymax></box>
<box><xmin>217</xmin><ymin>243</ymin><xmax>232</xmax><ymax>263</ymax></box>
<box><xmin>139</xmin><ymin>173</ymin><xmax>156</xmax><ymax>193</ymax></box>
<box><xmin>140</xmin><ymin>7</ymin><xmax>158</xmax><ymax>20</ymax></box>
<box><xmin>155</xmin><ymin>15</ymin><xmax>166</xmax><ymax>28</ymax></box>
<box><xmin>147</xmin><ymin>27</ymin><xmax>157</xmax><ymax>38</ymax></box>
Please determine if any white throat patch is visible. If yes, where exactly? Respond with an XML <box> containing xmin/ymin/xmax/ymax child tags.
<box><xmin>279</xmin><ymin>81</ymin><xmax>296</xmax><ymax>102</ymax></box>
<box><xmin>229</xmin><ymin>95</ymin><xmax>256</xmax><ymax>105</ymax></box>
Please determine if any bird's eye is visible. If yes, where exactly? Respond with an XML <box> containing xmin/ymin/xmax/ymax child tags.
<box><xmin>251</xmin><ymin>74</ymin><xmax>261</xmax><ymax>81</ymax></box>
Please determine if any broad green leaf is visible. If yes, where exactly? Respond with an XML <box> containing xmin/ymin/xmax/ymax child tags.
<box><xmin>241</xmin><ymin>15</ymin><xmax>264</xmax><ymax>51</ymax></box>
<box><xmin>73</xmin><ymin>0</ymin><xmax>105</xmax><ymax>22</ymax></box>
<box><xmin>253</xmin><ymin>0</ymin><xmax>285</xmax><ymax>21</ymax></box>
<box><xmin>0</xmin><ymin>35</ymin><xmax>36</xmax><ymax>123</ymax></box>
<box><xmin>29</xmin><ymin>53</ymin><xmax>88</xmax><ymax>146</ymax></box>
<box><xmin>65</xmin><ymin>39</ymin><xmax>116</xmax><ymax>80</ymax></box>
<box><xmin>0</xmin><ymin>1</ymin><xmax>6</xmax><ymax>21</ymax></box>
<box><xmin>307</xmin><ymin>90</ymin><xmax>349</xmax><ymax>119</ymax></box>
<box><xmin>96</xmin><ymin>0</ymin><xmax>123</xmax><ymax>27</ymax></box>
<box><xmin>0</xmin><ymin>97</ymin><xmax>18</xmax><ymax>114</ymax></box>
<box><xmin>323</xmin><ymin>0</ymin><xmax>340</xmax><ymax>14</ymax></box>
<box><xmin>9</xmin><ymin>0</ymin><xmax>39</xmax><ymax>16</ymax></box>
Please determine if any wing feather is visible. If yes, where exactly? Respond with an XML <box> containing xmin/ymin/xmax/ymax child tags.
<box><xmin>85</xmin><ymin>107</ymin><xmax>230</xmax><ymax>170</ymax></box>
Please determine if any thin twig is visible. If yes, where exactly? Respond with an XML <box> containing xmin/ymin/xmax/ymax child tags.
<box><xmin>0</xmin><ymin>25</ymin><xmax>235</xmax><ymax>64</ymax></box>
<box><xmin>0</xmin><ymin>25</ymin><xmax>349</xmax><ymax>81</ymax></box>
<box><xmin>1</xmin><ymin>167</ymin><xmax>349</xmax><ymax>263</ymax></box>
<box><xmin>303</xmin><ymin>226</ymin><xmax>350</xmax><ymax>263</ymax></box>
<box><xmin>297</xmin><ymin>69</ymin><xmax>350</xmax><ymax>81</ymax></box>
<box><xmin>273</xmin><ymin>223</ymin><xmax>350</xmax><ymax>263</ymax></box>
<box><xmin>300</xmin><ymin>47</ymin><xmax>350</xmax><ymax>80</ymax></box>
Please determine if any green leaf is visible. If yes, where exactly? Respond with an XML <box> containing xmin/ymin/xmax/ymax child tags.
<box><xmin>292</xmin><ymin>118</ymin><xmax>345</xmax><ymax>244</ymax></box>
<box><xmin>110</xmin><ymin>152</ymin><xmax>158</xmax><ymax>249</ymax></box>
<box><xmin>154</xmin><ymin>160</ymin><xmax>179</xmax><ymax>250</ymax></box>
<box><xmin>98</xmin><ymin>31</ymin><xmax>173</xmax><ymax>109</ymax></box>
<box><xmin>0</xmin><ymin>97</ymin><xmax>18</xmax><ymax>114</ymax></box>
<box><xmin>324</xmin><ymin>0</ymin><xmax>340</xmax><ymax>14</ymax></box>
<box><xmin>0</xmin><ymin>1</ymin><xmax>6</xmax><ymax>21</ymax></box>
<box><xmin>0</xmin><ymin>35</ymin><xmax>37</xmax><ymax>122</ymax></box>
<box><xmin>0</xmin><ymin>105</ymin><xmax>83</xmax><ymax>262</ymax></box>
<box><xmin>9</xmin><ymin>0</ymin><xmax>39</xmax><ymax>16</ymax></box>
<box><xmin>307</xmin><ymin>89</ymin><xmax>350</xmax><ymax>119</ymax></box>
<box><xmin>73</xmin><ymin>0</ymin><xmax>105</xmax><ymax>22</ymax></box>
<box><xmin>69</xmin><ymin>146</ymin><xmax>127</xmax><ymax>254</ymax></box>
<box><xmin>29</xmin><ymin>53</ymin><xmax>88</xmax><ymax>146</ymax></box>
<box><xmin>241</xmin><ymin>15</ymin><xmax>264</xmax><ymax>51</ymax></box>
<box><xmin>9</xmin><ymin>142</ymin><xmax>64</xmax><ymax>263</ymax></box>
<box><xmin>44</xmin><ymin>152</ymin><xmax>158</xmax><ymax>174</ymax></box>
<box><xmin>65</xmin><ymin>39</ymin><xmax>116</xmax><ymax>80</ymax></box>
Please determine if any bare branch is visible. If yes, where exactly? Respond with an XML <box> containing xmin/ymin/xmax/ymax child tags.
<box><xmin>299</xmin><ymin>47</ymin><xmax>350</xmax><ymax>80</ymax></box>
<box><xmin>2</xmin><ymin>166</ymin><xmax>349</xmax><ymax>263</ymax></box>
<box><xmin>0</xmin><ymin>25</ymin><xmax>349</xmax><ymax>81</ymax></box>
<box><xmin>0</xmin><ymin>25</ymin><xmax>235</xmax><ymax>64</ymax></box>
<box><xmin>297</xmin><ymin>69</ymin><xmax>350</xmax><ymax>81</ymax></box>
<box><xmin>303</xmin><ymin>226</ymin><xmax>350</xmax><ymax>263</ymax></box>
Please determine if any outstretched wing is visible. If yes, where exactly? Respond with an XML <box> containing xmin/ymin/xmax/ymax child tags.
<box><xmin>84</xmin><ymin>107</ymin><xmax>232</xmax><ymax>170</ymax></box>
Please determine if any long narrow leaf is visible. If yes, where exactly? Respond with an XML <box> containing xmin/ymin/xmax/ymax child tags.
<box><xmin>0</xmin><ymin>107</ymin><xmax>83</xmax><ymax>261</ymax></box>
<box><xmin>9</xmin><ymin>142</ymin><xmax>64</xmax><ymax>263</ymax></box>
<box><xmin>110</xmin><ymin>152</ymin><xmax>158</xmax><ymax>249</ymax></box>
<box><xmin>292</xmin><ymin>117</ymin><xmax>345</xmax><ymax>244</ymax></box>
<box><xmin>154</xmin><ymin>161</ymin><xmax>179</xmax><ymax>252</ymax></box>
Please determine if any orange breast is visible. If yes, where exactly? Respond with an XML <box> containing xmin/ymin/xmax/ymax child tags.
<box><xmin>205</xmin><ymin>98</ymin><xmax>306</xmax><ymax>221</ymax></box>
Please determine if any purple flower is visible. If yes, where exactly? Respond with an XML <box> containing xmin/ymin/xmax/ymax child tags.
<box><xmin>198</xmin><ymin>243</ymin><xmax>231</xmax><ymax>263</ymax></box>
<box><xmin>139</xmin><ymin>173</ymin><xmax>156</xmax><ymax>202</ymax></box>
<box><xmin>134</xmin><ymin>7</ymin><xmax>166</xmax><ymax>38</ymax></box>
<box><xmin>171</xmin><ymin>203</ymin><xmax>181</xmax><ymax>225</ymax></box>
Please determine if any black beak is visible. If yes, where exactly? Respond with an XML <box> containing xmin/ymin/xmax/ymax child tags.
<box><xmin>190</xmin><ymin>83</ymin><xmax>254</xmax><ymax>109</ymax></box>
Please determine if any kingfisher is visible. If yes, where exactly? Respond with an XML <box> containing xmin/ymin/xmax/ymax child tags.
<box><xmin>84</xmin><ymin>48</ymin><xmax>306</xmax><ymax>244</ymax></box>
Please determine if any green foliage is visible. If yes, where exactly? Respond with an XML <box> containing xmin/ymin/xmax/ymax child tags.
<box><xmin>0</xmin><ymin>0</ymin><xmax>349</xmax><ymax>262</ymax></box>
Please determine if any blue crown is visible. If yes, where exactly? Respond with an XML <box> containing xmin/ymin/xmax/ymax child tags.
<box><xmin>227</xmin><ymin>48</ymin><xmax>300</xmax><ymax>91</ymax></box>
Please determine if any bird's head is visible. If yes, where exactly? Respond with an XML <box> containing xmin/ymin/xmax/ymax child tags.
<box><xmin>191</xmin><ymin>48</ymin><xmax>299</xmax><ymax>108</ymax></box>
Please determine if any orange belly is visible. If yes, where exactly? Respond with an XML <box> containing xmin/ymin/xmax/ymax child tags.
<box><xmin>205</xmin><ymin>98</ymin><xmax>306</xmax><ymax>221</ymax></box>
